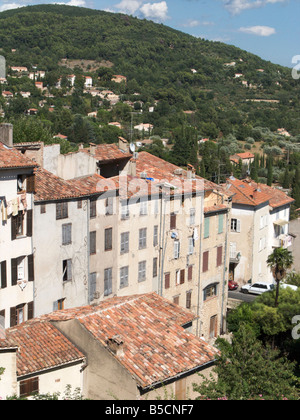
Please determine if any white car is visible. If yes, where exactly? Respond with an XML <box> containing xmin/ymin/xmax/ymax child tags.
<box><xmin>281</xmin><ymin>284</ymin><xmax>298</xmax><ymax>292</ymax></box>
<box><xmin>241</xmin><ymin>282</ymin><xmax>275</xmax><ymax>295</ymax></box>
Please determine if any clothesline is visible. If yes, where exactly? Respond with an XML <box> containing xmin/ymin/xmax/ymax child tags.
<box><xmin>0</xmin><ymin>194</ymin><xmax>28</xmax><ymax>222</ymax></box>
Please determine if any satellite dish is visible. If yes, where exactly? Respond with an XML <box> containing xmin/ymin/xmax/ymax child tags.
<box><xmin>129</xmin><ymin>143</ymin><xmax>135</xmax><ymax>153</ymax></box>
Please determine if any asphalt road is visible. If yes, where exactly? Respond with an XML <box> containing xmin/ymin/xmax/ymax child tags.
<box><xmin>228</xmin><ymin>290</ymin><xmax>257</xmax><ymax>303</ymax></box>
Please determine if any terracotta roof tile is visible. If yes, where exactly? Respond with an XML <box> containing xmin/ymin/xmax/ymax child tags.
<box><xmin>3</xmin><ymin>321</ymin><xmax>85</xmax><ymax>377</ymax></box>
<box><xmin>82</xmin><ymin>143</ymin><xmax>132</xmax><ymax>162</ymax></box>
<box><xmin>0</xmin><ymin>142</ymin><xmax>37</xmax><ymax>170</ymax></box>
<box><xmin>45</xmin><ymin>293</ymin><xmax>218</xmax><ymax>389</ymax></box>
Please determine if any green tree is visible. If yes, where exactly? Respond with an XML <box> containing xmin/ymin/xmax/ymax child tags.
<box><xmin>193</xmin><ymin>324</ymin><xmax>299</xmax><ymax>400</ymax></box>
<box><xmin>267</xmin><ymin>247</ymin><xmax>294</xmax><ymax>307</ymax></box>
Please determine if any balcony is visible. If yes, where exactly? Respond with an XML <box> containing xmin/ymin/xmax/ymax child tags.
<box><xmin>273</xmin><ymin>234</ymin><xmax>293</xmax><ymax>249</ymax></box>
<box><xmin>230</xmin><ymin>251</ymin><xmax>241</xmax><ymax>264</ymax></box>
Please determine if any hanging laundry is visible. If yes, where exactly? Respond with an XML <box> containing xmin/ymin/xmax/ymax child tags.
<box><xmin>11</xmin><ymin>198</ymin><xmax>19</xmax><ymax>216</ymax></box>
<box><xmin>1</xmin><ymin>199</ymin><xmax>7</xmax><ymax>222</ymax></box>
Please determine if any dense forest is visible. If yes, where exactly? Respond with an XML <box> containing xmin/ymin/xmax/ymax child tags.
<box><xmin>1</xmin><ymin>4</ymin><xmax>300</xmax><ymax>213</ymax></box>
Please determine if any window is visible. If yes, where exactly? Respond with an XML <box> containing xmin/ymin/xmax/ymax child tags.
<box><xmin>173</xmin><ymin>296</ymin><xmax>180</xmax><ymax>306</ymax></box>
<box><xmin>120</xmin><ymin>266</ymin><xmax>129</xmax><ymax>289</ymax></box>
<box><xmin>190</xmin><ymin>208</ymin><xmax>196</xmax><ymax>226</ymax></box>
<box><xmin>90</xmin><ymin>199</ymin><xmax>97</xmax><ymax>219</ymax></box>
<box><xmin>153</xmin><ymin>257</ymin><xmax>158</xmax><ymax>278</ymax></box>
<box><xmin>105</xmin><ymin>197</ymin><xmax>114</xmax><ymax>215</ymax></box>
<box><xmin>204</xmin><ymin>284</ymin><xmax>218</xmax><ymax>301</ymax></box>
<box><xmin>26</xmin><ymin>174</ymin><xmax>35</xmax><ymax>194</ymax></box>
<box><xmin>153</xmin><ymin>225</ymin><xmax>158</xmax><ymax>247</ymax></box>
<box><xmin>104</xmin><ymin>268</ymin><xmax>113</xmax><ymax>296</ymax></box>
<box><xmin>138</xmin><ymin>261</ymin><xmax>146</xmax><ymax>282</ymax></box>
<box><xmin>57</xmin><ymin>299</ymin><xmax>65</xmax><ymax>310</ymax></box>
<box><xmin>218</xmin><ymin>214</ymin><xmax>224</xmax><ymax>234</ymax></box>
<box><xmin>217</xmin><ymin>246</ymin><xmax>223</xmax><ymax>267</ymax></box>
<box><xmin>17</xmin><ymin>175</ymin><xmax>25</xmax><ymax>193</ymax></box>
<box><xmin>56</xmin><ymin>202</ymin><xmax>68</xmax><ymax>220</ymax></box>
<box><xmin>27</xmin><ymin>301</ymin><xmax>34</xmax><ymax>320</ymax></box>
<box><xmin>11</xmin><ymin>211</ymin><xmax>24</xmax><ymax>240</ymax></box>
<box><xmin>40</xmin><ymin>204</ymin><xmax>46</xmax><ymax>214</ymax></box>
<box><xmin>19</xmin><ymin>377</ymin><xmax>39</xmax><ymax>398</ymax></box>
<box><xmin>231</xmin><ymin>218</ymin><xmax>241</xmax><ymax>233</ymax></box>
<box><xmin>164</xmin><ymin>272</ymin><xmax>170</xmax><ymax>289</ymax></box>
<box><xmin>139</xmin><ymin>228</ymin><xmax>147</xmax><ymax>250</ymax></box>
<box><xmin>105</xmin><ymin>228</ymin><xmax>113</xmax><ymax>251</ymax></box>
<box><xmin>62</xmin><ymin>259</ymin><xmax>72</xmax><ymax>282</ymax></box>
<box><xmin>0</xmin><ymin>261</ymin><xmax>7</xmax><ymax>289</ymax></box>
<box><xmin>17</xmin><ymin>257</ymin><xmax>25</xmax><ymax>281</ymax></box>
<box><xmin>188</xmin><ymin>237</ymin><xmax>194</xmax><ymax>255</ymax></box>
<box><xmin>186</xmin><ymin>291</ymin><xmax>192</xmax><ymax>309</ymax></box>
<box><xmin>170</xmin><ymin>213</ymin><xmax>176</xmax><ymax>230</ymax></box>
<box><xmin>62</xmin><ymin>223</ymin><xmax>72</xmax><ymax>245</ymax></box>
<box><xmin>140</xmin><ymin>199</ymin><xmax>148</xmax><ymax>216</ymax></box>
<box><xmin>120</xmin><ymin>232</ymin><xmax>129</xmax><ymax>254</ymax></box>
<box><xmin>90</xmin><ymin>231</ymin><xmax>96</xmax><ymax>255</ymax></box>
<box><xmin>77</xmin><ymin>200</ymin><xmax>82</xmax><ymax>209</ymax></box>
<box><xmin>121</xmin><ymin>202</ymin><xmax>129</xmax><ymax>220</ymax></box>
<box><xmin>176</xmin><ymin>269</ymin><xmax>185</xmax><ymax>285</ymax></box>
<box><xmin>10</xmin><ymin>304</ymin><xmax>25</xmax><ymax>327</ymax></box>
<box><xmin>89</xmin><ymin>272</ymin><xmax>97</xmax><ymax>302</ymax></box>
<box><xmin>202</xmin><ymin>251</ymin><xmax>209</xmax><ymax>272</ymax></box>
<box><xmin>174</xmin><ymin>241</ymin><xmax>180</xmax><ymax>259</ymax></box>
<box><xmin>204</xmin><ymin>217</ymin><xmax>210</xmax><ymax>238</ymax></box>
<box><xmin>210</xmin><ymin>315</ymin><xmax>218</xmax><ymax>338</ymax></box>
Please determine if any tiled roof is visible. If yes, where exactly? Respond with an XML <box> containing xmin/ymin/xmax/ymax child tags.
<box><xmin>2</xmin><ymin>320</ymin><xmax>85</xmax><ymax>377</ymax></box>
<box><xmin>234</xmin><ymin>152</ymin><xmax>255</xmax><ymax>159</ymax></box>
<box><xmin>226</xmin><ymin>178</ymin><xmax>270</xmax><ymax>207</ymax></box>
<box><xmin>34</xmin><ymin>166</ymin><xmax>84</xmax><ymax>202</ymax></box>
<box><xmin>0</xmin><ymin>142</ymin><xmax>37</xmax><ymax>170</ymax></box>
<box><xmin>82</xmin><ymin>143</ymin><xmax>132</xmax><ymax>162</ymax></box>
<box><xmin>226</xmin><ymin>178</ymin><xmax>294</xmax><ymax>208</ymax></box>
<box><xmin>46</xmin><ymin>293</ymin><xmax>219</xmax><ymax>389</ymax></box>
<box><xmin>67</xmin><ymin>173</ymin><xmax>116</xmax><ymax>195</ymax></box>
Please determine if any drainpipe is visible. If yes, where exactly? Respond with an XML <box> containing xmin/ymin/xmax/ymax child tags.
<box><xmin>196</xmin><ymin>190</ymin><xmax>204</xmax><ymax>337</ymax></box>
<box><xmin>220</xmin><ymin>209</ymin><xmax>229</xmax><ymax>335</ymax></box>
<box><xmin>86</xmin><ymin>198</ymin><xmax>90</xmax><ymax>304</ymax></box>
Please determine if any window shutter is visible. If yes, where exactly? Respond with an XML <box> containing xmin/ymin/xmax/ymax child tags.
<box><xmin>27</xmin><ymin>301</ymin><xmax>34</xmax><ymax>320</ymax></box>
<box><xmin>89</xmin><ymin>272</ymin><xmax>97</xmax><ymax>302</ymax></box>
<box><xmin>11</xmin><ymin>216</ymin><xmax>17</xmax><ymax>241</ymax></box>
<box><xmin>10</xmin><ymin>306</ymin><xmax>16</xmax><ymax>327</ymax></box>
<box><xmin>28</xmin><ymin>254</ymin><xmax>34</xmax><ymax>282</ymax></box>
<box><xmin>170</xmin><ymin>213</ymin><xmax>176</xmax><ymax>230</ymax></box>
<box><xmin>180</xmin><ymin>269</ymin><xmax>185</xmax><ymax>285</ymax></box>
<box><xmin>105</xmin><ymin>228</ymin><xmax>112</xmax><ymax>251</ymax></box>
<box><xmin>217</xmin><ymin>246</ymin><xmax>223</xmax><ymax>267</ymax></box>
<box><xmin>26</xmin><ymin>210</ymin><xmax>33</xmax><ymax>237</ymax></box>
<box><xmin>188</xmin><ymin>265</ymin><xmax>193</xmax><ymax>281</ymax></box>
<box><xmin>165</xmin><ymin>273</ymin><xmax>170</xmax><ymax>289</ymax></box>
<box><xmin>218</xmin><ymin>214</ymin><xmax>224</xmax><ymax>234</ymax></box>
<box><xmin>90</xmin><ymin>231</ymin><xmax>96</xmax><ymax>255</ymax></box>
<box><xmin>202</xmin><ymin>251</ymin><xmax>209</xmax><ymax>272</ymax></box>
<box><xmin>1</xmin><ymin>261</ymin><xmax>7</xmax><ymax>288</ymax></box>
<box><xmin>11</xmin><ymin>258</ymin><xmax>17</xmax><ymax>286</ymax></box>
<box><xmin>204</xmin><ymin>217</ymin><xmax>210</xmax><ymax>238</ymax></box>
<box><xmin>26</xmin><ymin>174</ymin><xmax>35</xmax><ymax>193</ymax></box>
<box><xmin>236</xmin><ymin>220</ymin><xmax>241</xmax><ymax>233</ymax></box>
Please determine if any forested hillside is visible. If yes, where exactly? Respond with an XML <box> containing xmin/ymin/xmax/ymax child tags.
<box><xmin>1</xmin><ymin>4</ymin><xmax>300</xmax><ymax>208</ymax></box>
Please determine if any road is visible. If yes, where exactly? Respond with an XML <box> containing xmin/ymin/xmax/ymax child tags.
<box><xmin>228</xmin><ymin>290</ymin><xmax>257</xmax><ymax>303</ymax></box>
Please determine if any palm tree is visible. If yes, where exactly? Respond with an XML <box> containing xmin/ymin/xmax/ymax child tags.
<box><xmin>267</xmin><ymin>247</ymin><xmax>294</xmax><ymax>307</ymax></box>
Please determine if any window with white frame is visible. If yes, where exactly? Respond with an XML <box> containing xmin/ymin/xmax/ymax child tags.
<box><xmin>120</xmin><ymin>266</ymin><xmax>129</xmax><ymax>289</ymax></box>
<box><xmin>138</xmin><ymin>261</ymin><xmax>146</xmax><ymax>282</ymax></box>
<box><xmin>188</xmin><ymin>237</ymin><xmax>194</xmax><ymax>255</ymax></box>
<box><xmin>120</xmin><ymin>231</ymin><xmax>129</xmax><ymax>254</ymax></box>
<box><xmin>139</xmin><ymin>228</ymin><xmax>147</xmax><ymax>249</ymax></box>
<box><xmin>231</xmin><ymin>218</ymin><xmax>241</xmax><ymax>232</ymax></box>
<box><xmin>140</xmin><ymin>199</ymin><xmax>148</xmax><ymax>216</ymax></box>
<box><xmin>174</xmin><ymin>240</ymin><xmax>180</xmax><ymax>259</ymax></box>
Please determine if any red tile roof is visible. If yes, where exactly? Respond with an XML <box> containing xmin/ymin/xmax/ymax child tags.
<box><xmin>46</xmin><ymin>293</ymin><xmax>219</xmax><ymax>389</ymax></box>
<box><xmin>82</xmin><ymin>143</ymin><xmax>132</xmax><ymax>162</ymax></box>
<box><xmin>226</xmin><ymin>178</ymin><xmax>294</xmax><ymax>208</ymax></box>
<box><xmin>2</xmin><ymin>321</ymin><xmax>85</xmax><ymax>377</ymax></box>
<box><xmin>0</xmin><ymin>142</ymin><xmax>37</xmax><ymax>170</ymax></box>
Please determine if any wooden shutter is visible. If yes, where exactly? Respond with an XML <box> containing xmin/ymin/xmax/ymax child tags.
<box><xmin>10</xmin><ymin>306</ymin><xmax>16</xmax><ymax>327</ymax></box>
<box><xmin>217</xmin><ymin>246</ymin><xmax>223</xmax><ymax>267</ymax></box>
<box><xmin>188</xmin><ymin>265</ymin><xmax>193</xmax><ymax>281</ymax></box>
<box><xmin>186</xmin><ymin>291</ymin><xmax>192</xmax><ymax>309</ymax></box>
<box><xmin>28</xmin><ymin>254</ymin><xmax>34</xmax><ymax>282</ymax></box>
<box><xmin>11</xmin><ymin>216</ymin><xmax>17</xmax><ymax>240</ymax></box>
<box><xmin>180</xmin><ymin>269</ymin><xmax>185</xmax><ymax>285</ymax></box>
<box><xmin>26</xmin><ymin>174</ymin><xmax>35</xmax><ymax>193</ymax></box>
<box><xmin>26</xmin><ymin>209</ymin><xmax>33</xmax><ymax>237</ymax></box>
<box><xmin>202</xmin><ymin>251</ymin><xmax>209</xmax><ymax>272</ymax></box>
<box><xmin>170</xmin><ymin>213</ymin><xmax>176</xmax><ymax>230</ymax></box>
<box><xmin>90</xmin><ymin>231</ymin><xmax>96</xmax><ymax>255</ymax></box>
<box><xmin>105</xmin><ymin>228</ymin><xmax>112</xmax><ymax>251</ymax></box>
<box><xmin>165</xmin><ymin>273</ymin><xmax>170</xmax><ymax>289</ymax></box>
<box><xmin>11</xmin><ymin>258</ymin><xmax>17</xmax><ymax>286</ymax></box>
<box><xmin>27</xmin><ymin>301</ymin><xmax>34</xmax><ymax>320</ymax></box>
<box><xmin>1</xmin><ymin>261</ymin><xmax>7</xmax><ymax>288</ymax></box>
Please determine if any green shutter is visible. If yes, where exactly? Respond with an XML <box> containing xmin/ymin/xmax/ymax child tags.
<box><xmin>218</xmin><ymin>214</ymin><xmax>224</xmax><ymax>234</ymax></box>
<box><xmin>204</xmin><ymin>217</ymin><xmax>210</xmax><ymax>238</ymax></box>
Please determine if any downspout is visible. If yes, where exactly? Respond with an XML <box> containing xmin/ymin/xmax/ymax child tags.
<box><xmin>196</xmin><ymin>190</ymin><xmax>204</xmax><ymax>337</ymax></box>
<box><xmin>220</xmin><ymin>208</ymin><xmax>229</xmax><ymax>335</ymax></box>
<box><xmin>86</xmin><ymin>198</ymin><xmax>90</xmax><ymax>304</ymax></box>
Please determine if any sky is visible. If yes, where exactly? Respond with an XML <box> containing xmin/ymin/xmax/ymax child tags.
<box><xmin>0</xmin><ymin>0</ymin><xmax>299</xmax><ymax>67</ymax></box>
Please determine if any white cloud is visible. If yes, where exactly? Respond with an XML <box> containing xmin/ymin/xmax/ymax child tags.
<box><xmin>115</xmin><ymin>0</ymin><xmax>143</xmax><ymax>15</ymax></box>
<box><xmin>139</xmin><ymin>1</ymin><xmax>168</xmax><ymax>21</ymax></box>
<box><xmin>0</xmin><ymin>2</ymin><xmax>23</xmax><ymax>12</ymax></box>
<box><xmin>223</xmin><ymin>0</ymin><xmax>287</xmax><ymax>15</ymax></box>
<box><xmin>239</xmin><ymin>25</ymin><xmax>276</xmax><ymax>36</ymax></box>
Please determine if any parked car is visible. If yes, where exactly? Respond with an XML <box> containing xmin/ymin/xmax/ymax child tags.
<box><xmin>228</xmin><ymin>280</ymin><xmax>238</xmax><ymax>291</ymax></box>
<box><xmin>241</xmin><ymin>282</ymin><xmax>275</xmax><ymax>295</ymax></box>
<box><xmin>281</xmin><ymin>284</ymin><xmax>298</xmax><ymax>291</ymax></box>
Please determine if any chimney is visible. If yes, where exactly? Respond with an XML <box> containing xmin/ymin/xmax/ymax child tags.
<box><xmin>0</xmin><ymin>123</ymin><xmax>13</xmax><ymax>148</ymax></box>
<box><xmin>89</xmin><ymin>143</ymin><xmax>96</xmax><ymax>156</ymax></box>
<box><xmin>118</xmin><ymin>136</ymin><xmax>129</xmax><ymax>153</ymax></box>
<box><xmin>106</xmin><ymin>335</ymin><xmax>124</xmax><ymax>357</ymax></box>
<box><xmin>79</xmin><ymin>143</ymin><xmax>84</xmax><ymax>150</ymax></box>
<box><xmin>187</xmin><ymin>164</ymin><xmax>195</xmax><ymax>179</ymax></box>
